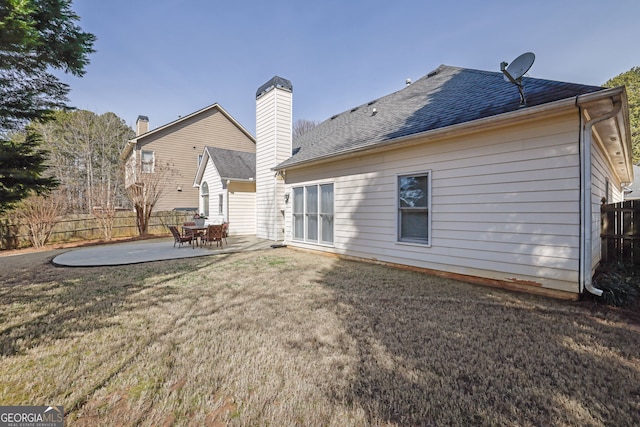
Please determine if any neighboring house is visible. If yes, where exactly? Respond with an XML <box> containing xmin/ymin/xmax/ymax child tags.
<box><xmin>253</xmin><ymin>66</ymin><xmax>633</xmax><ymax>299</ymax></box>
<box><xmin>193</xmin><ymin>146</ymin><xmax>256</xmax><ymax>235</ymax></box>
<box><xmin>121</xmin><ymin>103</ymin><xmax>255</xmax><ymax>212</ymax></box>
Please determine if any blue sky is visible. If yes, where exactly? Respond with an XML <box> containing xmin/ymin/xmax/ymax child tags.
<box><xmin>61</xmin><ymin>0</ymin><xmax>640</xmax><ymax>135</ymax></box>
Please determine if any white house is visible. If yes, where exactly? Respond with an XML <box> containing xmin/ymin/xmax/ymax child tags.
<box><xmin>253</xmin><ymin>67</ymin><xmax>633</xmax><ymax>299</ymax></box>
<box><xmin>193</xmin><ymin>146</ymin><xmax>256</xmax><ymax>235</ymax></box>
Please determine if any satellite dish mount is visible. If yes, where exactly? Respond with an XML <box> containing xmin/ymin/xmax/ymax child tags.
<box><xmin>500</xmin><ymin>52</ymin><xmax>535</xmax><ymax>107</ymax></box>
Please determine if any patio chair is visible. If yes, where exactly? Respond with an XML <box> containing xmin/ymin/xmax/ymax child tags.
<box><xmin>202</xmin><ymin>224</ymin><xmax>224</xmax><ymax>247</ymax></box>
<box><xmin>169</xmin><ymin>225</ymin><xmax>193</xmax><ymax>248</ymax></box>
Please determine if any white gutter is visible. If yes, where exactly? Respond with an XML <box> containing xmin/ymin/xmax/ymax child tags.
<box><xmin>578</xmin><ymin>98</ymin><xmax>622</xmax><ymax>296</ymax></box>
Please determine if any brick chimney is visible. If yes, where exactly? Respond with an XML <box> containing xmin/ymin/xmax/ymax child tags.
<box><xmin>255</xmin><ymin>76</ymin><xmax>293</xmax><ymax>241</ymax></box>
<box><xmin>136</xmin><ymin>115</ymin><xmax>149</xmax><ymax>136</ymax></box>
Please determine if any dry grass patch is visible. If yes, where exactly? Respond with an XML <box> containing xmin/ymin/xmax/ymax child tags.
<box><xmin>0</xmin><ymin>248</ymin><xmax>639</xmax><ymax>426</ymax></box>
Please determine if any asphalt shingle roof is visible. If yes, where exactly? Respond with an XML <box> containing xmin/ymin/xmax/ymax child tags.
<box><xmin>278</xmin><ymin>65</ymin><xmax>604</xmax><ymax>169</ymax></box>
<box><xmin>205</xmin><ymin>147</ymin><xmax>256</xmax><ymax>180</ymax></box>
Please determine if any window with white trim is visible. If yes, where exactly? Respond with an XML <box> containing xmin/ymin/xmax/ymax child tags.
<box><xmin>398</xmin><ymin>173</ymin><xmax>430</xmax><ymax>244</ymax></box>
<box><xmin>292</xmin><ymin>183</ymin><xmax>333</xmax><ymax>244</ymax></box>
<box><xmin>218</xmin><ymin>194</ymin><xmax>223</xmax><ymax>215</ymax></box>
<box><xmin>141</xmin><ymin>150</ymin><xmax>154</xmax><ymax>173</ymax></box>
<box><xmin>201</xmin><ymin>181</ymin><xmax>209</xmax><ymax>217</ymax></box>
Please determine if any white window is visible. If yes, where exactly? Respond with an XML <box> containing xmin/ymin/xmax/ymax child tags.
<box><xmin>319</xmin><ymin>184</ymin><xmax>334</xmax><ymax>244</ymax></box>
<box><xmin>197</xmin><ymin>154</ymin><xmax>203</xmax><ymax>167</ymax></box>
<box><xmin>141</xmin><ymin>150</ymin><xmax>154</xmax><ymax>173</ymax></box>
<box><xmin>201</xmin><ymin>181</ymin><xmax>209</xmax><ymax>217</ymax></box>
<box><xmin>293</xmin><ymin>187</ymin><xmax>304</xmax><ymax>241</ymax></box>
<box><xmin>218</xmin><ymin>194</ymin><xmax>223</xmax><ymax>215</ymax></box>
<box><xmin>398</xmin><ymin>173</ymin><xmax>430</xmax><ymax>244</ymax></box>
<box><xmin>292</xmin><ymin>183</ymin><xmax>333</xmax><ymax>244</ymax></box>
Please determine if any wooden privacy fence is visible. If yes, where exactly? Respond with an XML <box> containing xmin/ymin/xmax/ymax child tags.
<box><xmin>601</xmin><ymin>200</ymin><xmax>640</xmax><ymax>264</ymax></box>
<box><xmin>0</xmin><ymin>211</ymin><xmax>193</xmax><ymax>250</ymax></box>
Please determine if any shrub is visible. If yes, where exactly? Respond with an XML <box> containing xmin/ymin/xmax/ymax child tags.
<box><xmin>592</xmin><ymin>262</ymin><xmax>640</xmax><ymax>307</ymax></box>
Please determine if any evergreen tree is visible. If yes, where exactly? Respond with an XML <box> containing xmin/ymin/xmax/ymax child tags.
<box><xmin>0</xmin><ymin>132</ymin><xmax>58</xmax><ymax>213</ymax></box>
<box><xmin>0</xmin><ymin>0</ymin><xmax>95</xmax><ymax>212</ymax></box>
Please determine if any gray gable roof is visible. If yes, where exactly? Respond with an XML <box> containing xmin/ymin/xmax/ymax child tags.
<box><xmin>278</xmin><ymin>65</ymin><xmax>604</xmax><ymax>169</ymax></box>
<box><xmin>205</xmin><ymin>147</ymin><xmax>256</xmax><ymax>180</ymax></box>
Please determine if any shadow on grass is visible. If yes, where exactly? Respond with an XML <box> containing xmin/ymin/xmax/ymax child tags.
<box><xmin>0</xmin><ymin>251</ymin><xmax>227</xmax><ymax>357</ymax></box>
<box><xmin>1</xmin><ymin>249</ymin><xmax>638</xmax><ymax>425</ymax></box>
<box><xmin>318</xmin><ymin>260</ymin><xmax>640</xmax><ymax>426</ymax></box>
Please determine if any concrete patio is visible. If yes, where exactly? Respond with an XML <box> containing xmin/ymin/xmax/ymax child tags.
<box><xmin>52</xmin><ymin>235</ymin><xmax>280</xmax><ymax>267</ymax></box>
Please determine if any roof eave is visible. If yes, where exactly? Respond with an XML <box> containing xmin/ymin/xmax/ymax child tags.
<box><xmin>577</xmin><ymin>86</ymin><xmax>634</xmax><ymax>183</ymax></box>
<box><xmin>193</xmin><ymin>147</ymin><xmax>211</xmax><ymax>187</ymax></box>
<box><xmin>120</xmin><ymin>140</ymin><xmax>136</xmax><ymax>160</ymax></box>
<box><xmin>220</xmin><ymin>177</ymin><xmax>256</xmax><ymax>183</ymax></box>
<box><xmin>126</xmin><ymin>103</ymin><xmax>256</xmax><ymax>146</ymax></box>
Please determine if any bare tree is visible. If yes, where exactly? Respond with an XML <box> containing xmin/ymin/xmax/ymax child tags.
<box><xmin>15</xmin><ymin>192</ymin><xmax>64</xmax><ymax>248</ymax></box>
<box><xmin>127</xmin><ymin>158</ymin><xmax>179</xmax><ymax>236</ymax></box>
<box><xmin>91</xmin><ymin>182</ymin><xmax>118</xmax><ymax>241</ymax></box>
<box><xmin>293</xmin><ymin>119</ymin><xmax>318</xmax><ymax>139</ymax></box>
<box><xmin>30</xmin><ymin>110</ymin><xmax>133</xmax><ymax>214</ymax></box>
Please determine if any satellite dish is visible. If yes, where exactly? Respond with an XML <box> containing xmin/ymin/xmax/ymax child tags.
<box><xmin>500</xmin><ymin>52</ymin><xmax>536</xmax><ymax>106</ymax></box>
<box><xmin>502</xmin><ymin>52</ymin><xmax>535</xmax><ymax>82</ymax></box>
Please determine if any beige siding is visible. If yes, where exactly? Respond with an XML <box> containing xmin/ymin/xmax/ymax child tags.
<box><xmin>133</xmin><ymin>107</ymin><xmax>255</xmax><ymax>212</ymax></box>
<box><xmin>256</xmin><ymin>88</ymin><xmax>291</xmax><ymax>240</ymax></box>
<box><xmin>284</xmin><ymin>112</ymin><xmax>584</xmax><ymax>293</ymax></box>
<box><xmin>228</xmin><ymin>182</ymin><xmax>256</xmax><ymax>235</ymax></box>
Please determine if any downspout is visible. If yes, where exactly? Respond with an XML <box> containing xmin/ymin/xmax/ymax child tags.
<box><xmin>578</xmin><ymin>97</ymin><xmax>622</xmax><ymax>296</ymax></box>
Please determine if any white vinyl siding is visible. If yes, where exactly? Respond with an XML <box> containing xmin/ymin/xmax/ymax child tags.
<box><xmin>227</xmin><ymin>182</ymin><xmax>256</xmax><ymax>235</ymax></box>
<box><xmin>201</xmin><ymin>162</ymin><xmax>224</xmax><ymax>224</ymax></box>
<box><xmin>591</xmin><ymin>137</ymin><xmax>624</xmax><ymax>274</ymax></box>
<box><xmin>284</xmin><ymin>113</ymin><xmax>584</xmax><ymax>293</ymax></box>
<box><xmin>200</xmin><ymin>159</ymin><xmax>256</xmax><ymax>235</ymax></box>
<box><xmin>256</xmin><ymin>86</ymin><xmax>292</xmax><ymax>240</ymax></box>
